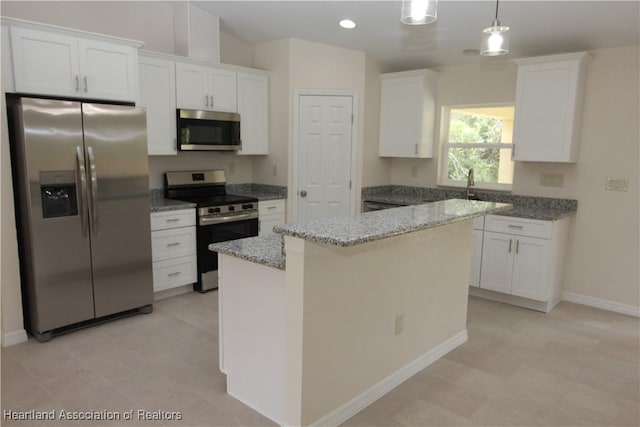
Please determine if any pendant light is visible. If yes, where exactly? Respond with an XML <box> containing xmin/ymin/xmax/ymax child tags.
<box><xmin>401</xmin><ymin>0</ymin><xmax>438</xmax><ymax>25</ymax></box>
<box><xmin>480</xmin><ymin>0</ymin><xmax>510</xmax><ymax>56</ymax></box>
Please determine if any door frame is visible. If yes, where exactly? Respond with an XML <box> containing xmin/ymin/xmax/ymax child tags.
<box><xmin>291</xmin><ymin>90</ymin><xmax>359</xmax><ymax>222</ymax></box>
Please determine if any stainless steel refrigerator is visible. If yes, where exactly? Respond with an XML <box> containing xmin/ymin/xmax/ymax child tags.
<box><xmin>8</xmin><ymin>96</ymin><xmax>153</xmax><ymax>342</ymax></box>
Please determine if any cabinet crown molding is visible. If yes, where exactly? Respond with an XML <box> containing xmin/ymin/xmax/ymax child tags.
<box><xmin>1</xmin><ymin>17</ymin><xmax>144</xmax><ymax>48</ymax></box>
<box><xmin>513</xmin><ymin>51</ymin><xmax>592</xmax><ymax>66</ymax></box>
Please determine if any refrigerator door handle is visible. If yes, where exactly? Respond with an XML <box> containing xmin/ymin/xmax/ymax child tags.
<box><xmin>87</xmin><ymin>146</ymin><xmax>98</xmax><ymax>234</ymax></box>
<box><xmin>75</xmin><ymin>146</ymin><xmax>89</xmax><ymax>237</ymax></box>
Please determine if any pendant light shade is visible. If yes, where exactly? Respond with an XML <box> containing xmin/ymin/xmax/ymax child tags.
<box><xmin>480</xmin><ymin>0</ymin><xmax>510</xmax><ymax>56</ymax></box>
<box><xmin>401</xmin><ymin>0</ymin><xmax>438</xmax><ymax>25</ymax></box>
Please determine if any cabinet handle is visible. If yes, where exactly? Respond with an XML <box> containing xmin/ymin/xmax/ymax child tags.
<box><xmin>209</xmin><ymin>94</ymin><xmax>213</xmax><ymax>106</ymax></box>
<box><xmin>204</xmin><ymin>95</ymin><xmax>209</xmax><ymax>107</ymax></box>
<box><xmin>508</xmin><ymin>239</ymin><xmax>512</xmax><ymax>253</ymax></box>
<box><xmin>516</xmin><ymin>240</ymin><xmax>520</xmax><ymax>254</ymax></box>
<box><xmin>166</xmin><ymin>218</ymin><xmax>180</xmax><ymax>222</ymax></box>
<box><xmin>75</xmin><ymin>75</ymin><xmax>80</xmax><ymax>91</ymax></box>
<box><xmin>415</xmin><ymin>143</ymin><xmax>419</xmax><ymax>155</ymax></box>
<box><xmin>168</xmin><ymin>271</ymin><xmax>182</xmax><ymax>277</ymax></box>
<box><xmin>83</xmin><ymin>76</ymin><xmax>88</xmax><ymax>92</ymax></box>
<box><xmin>167</xmin><ymin>242</ymin><xmax>181</xmax><ymax>247</ymax></box>
<box><xmin>508</xmin><ymin>225</ymin><xmax>524</xmax><ymax>229</ymax></box>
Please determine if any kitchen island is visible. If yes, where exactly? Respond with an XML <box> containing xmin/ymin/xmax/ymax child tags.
<box><xmin>211</xmin><ymin>199</ymin><xmax>511</xmax><ymax>427</ymax></box>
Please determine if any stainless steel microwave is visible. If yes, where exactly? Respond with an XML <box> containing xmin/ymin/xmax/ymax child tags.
<box><xmin>177</xmin><ymin>110</ymin><xmax>241</xmax><ymax>151</ymax></box>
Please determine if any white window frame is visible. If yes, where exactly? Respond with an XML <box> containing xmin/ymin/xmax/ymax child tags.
<box><xmin>439</xmin><ymin>103</ymin><xmax>514</xmax><ymax>192</ymax></box>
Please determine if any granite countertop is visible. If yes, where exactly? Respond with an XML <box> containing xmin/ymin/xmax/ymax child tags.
<box><xmin>226</xmin><ymin>184</ymin><xmax>287</xmax><ymax>201</ymax></box>
<box><xmin>275</xmin><ymin>199</ymin><xmax>512</xmax><ymax>247</ymax></box>
<box><xmin>150</xmin><ymin>189</ymin><xmax>196</xmax><ymax>213</ymax></box>
<box><xmin>363</xmin><ymin>188</ymin><xmax>577</xmax><ymax>221</ymax></box>
<box><xmin>209</xmin><ymin>234</ymin><xmax>285</xmax><ymax>270</ymax></box>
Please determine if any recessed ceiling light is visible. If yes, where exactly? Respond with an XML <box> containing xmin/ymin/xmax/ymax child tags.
<box><xmin>339</xmin><ymin>19</ymin><xmax>356</xmax><ymax>29</ymax></box>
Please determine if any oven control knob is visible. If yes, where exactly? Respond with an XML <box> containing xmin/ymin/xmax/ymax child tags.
<box><xmin>242</xmin><ymin>203</ymin><xmax>254</xmax><ymax>209</ymax></box>
<box><xmin>228</xmin><ymin>206</ymin><xmax>235</xmax><ymax>212</ymax></box>
<box><xmin>208</xmin><ymin>207</ymin><xmax>221</xmax><ymax>214</ymax></box>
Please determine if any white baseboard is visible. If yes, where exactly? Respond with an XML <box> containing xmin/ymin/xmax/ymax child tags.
<box><xmin>2</xmin><ymin>329</ymin><xmax>28</xmax><ymax>347</ymax></box>
<box><xmin>562</xmin><ymin>292</ymin><xmax>640</xmax><ymax>318</ymax></box>
<box><xmin>308</xmin><ymin>329</ymin><xmax>468</xmax><ymax>427</ymax></box>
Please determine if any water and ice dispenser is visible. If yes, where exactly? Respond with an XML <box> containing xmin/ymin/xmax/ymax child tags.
<box><xmin>39</xmin><ymin>171</ymin><xmax>78</xmax><ymax>218</ymax></box>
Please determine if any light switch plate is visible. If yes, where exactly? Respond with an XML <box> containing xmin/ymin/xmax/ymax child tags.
<box><xmin>540</xmin><ymin>173</ymin><xmax>564</xmax><ymax>187</ymax></box>
<box><xmin>605</xmin><ymin>177</ymin><xmax>629</xmax><ymax>191</ymax></box>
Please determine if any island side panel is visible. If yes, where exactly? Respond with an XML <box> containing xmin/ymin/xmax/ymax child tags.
<box><xmin>289</xmin><ymin>220</ymin><xmax>474</xmax><ymax>426</ymax></box>
<box><xmin>218</xmin><ymin>254</ymin><xmax>287</xmax><ymax>424</ymax></box>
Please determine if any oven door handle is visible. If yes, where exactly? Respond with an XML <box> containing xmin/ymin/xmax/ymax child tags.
<box><xmin>199</xmin><ymin>211</ymin><xmax>259</xmax><ymax>226</ymax></box>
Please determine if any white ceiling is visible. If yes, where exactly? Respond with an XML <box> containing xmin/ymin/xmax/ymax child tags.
<box><xmin>196</xmin><ymin>1</ymin><xmax>640</xmax><ymax>70</ymax></box>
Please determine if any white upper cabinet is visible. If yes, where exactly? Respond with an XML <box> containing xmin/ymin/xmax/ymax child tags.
<box><xmin>175</xmin><ymin>62</ymin><xmax>237</xmax><ymax>112</ymax></box>
<box><xmin>10</xmin><ymin>26</ymin><xmax>138</xmax><ymax>102</ymax></box>
<box><xmin>512</xmin><ymin>52</ymin><xmax>590</xmax><ymax>163</ymax></box>
<box><xmin>237</xmin><ymin>71</ymin><xmax>269</xmax><ymax>155</ymax></box>
<box><xmin>138</xmin><ymin>54</ymin><xmax>177</xmax><ymax>155</ymax></box>
<box><xmin>379</xmin><ymin>69</ymin><xmax>439</xmax><ymax>158</ymax></box>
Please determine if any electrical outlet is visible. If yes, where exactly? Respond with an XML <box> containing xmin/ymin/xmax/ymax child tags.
<box><xmin>605</xmin><ymin>177</ymin><xmax>629</xmax><ymax>191</ymax></box>
<box><xmin>272</xmin><ymin>163</ymin><xmax>279</xmax><ymax>176</ymax></box>
<box><xmin>229</xmin><ymin>162</ymin><xmax>235</xmax><ymax>174</ymax></box>
<box><xmin>540</xmin><ymin>173</ymin><xmax>564</xmax><ymax>187</ymax></box>
<box><xmin>394</xmin><ymin>314</ymin><xmax>404</xmax><ymax>336</ymax></box>
<box><xmin>411</xmin><ymin>166</ymin><xmax>418</xmax><ymax>178</ymax></box>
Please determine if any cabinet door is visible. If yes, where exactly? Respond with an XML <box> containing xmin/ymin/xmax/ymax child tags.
<box><xmin>237</xmin><ymin>72</ymin><xmax>268</xmax><ymax>155</ymax></box>
<box><xmin>480</xmin><ymin>231</ymin><xmax>514</xmax><ymax>294</ymax></box>
<box><xmin>11</xmin><ymin>27</ymin><xmax>80</xmax><ymax>97</ymax></box>
<box><xmin>511</xmin><ymin>236</ymin><xmax>550</xmax><ymax>301</ymax></box>
<box><xmin>469</xmin><ymin>229</ymin><xmax>483</xmax><ymax>287</ymax></box>
<box><xmin>379</xmin><ymin>75</ymin><xmax>422</xmax><ymax>157</ymax></box>
<box><xmin>78</xmin><ymin>39</ymin><xmax>137</xmax><ymax>102</ymax></box>
<box><xmin>209</xmin><ymin>68</ymin><xmax>237</xmax><ymax>112</ymax></box>
<box><xmin>176</xmin><ymin>62</ymin><xmax>209</xmax><ymax>110</ymax></box>
<box><xmin>139</xmin><ymin>56</ymin><xmax>177</xmax><ymax>155</ymax></box>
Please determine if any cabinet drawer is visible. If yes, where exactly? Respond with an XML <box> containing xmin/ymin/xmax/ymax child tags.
<box><xmin>151</xmin><ymin>227</ymin><xmax>196</xmax><ymax>262</ymax></box>
<box><xmin>259</xmin><ymin>199</ymin><xmax>285</xmax><ymax>215</ymax></box>
<box><xmin>484</xmin><ymin>215</ymin><xmax>552</xmax><ymax>239</ymax></box>
<box><xmin>152</xmin><ymin>255</ymin><xmax>197</xmax><ymax>292</ymax></box>
<box><xmin>150</xmin><ymin>209</ymin><xmax>195</xmax><ymax>230</ymax></box>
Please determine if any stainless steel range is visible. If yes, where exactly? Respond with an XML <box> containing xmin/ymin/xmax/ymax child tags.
<box><xmin>164</xmin><ymin>170</ymin><xmax>258</xmax><ymax>292</ymax></box>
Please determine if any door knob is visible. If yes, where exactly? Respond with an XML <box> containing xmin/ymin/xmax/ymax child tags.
<box><xmin>300</xmin><ymin>190</ymin><xmax>307</xmax><ymax>197</ymax></box>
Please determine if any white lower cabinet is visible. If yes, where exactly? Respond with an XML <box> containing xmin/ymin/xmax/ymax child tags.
<box><xmin>474</xmin><ymin>214</ymin><xmax>570</xmax><ymax>312</ymax></box>
<box><xmin>150</xmin><ymin>209</ymin><xmax>197</xmax><ymax>292</ymax></box>
<box><xmin>258</xmin><ymin>199</ymin><xmax>285</xmax><ymax>236</ymax></box>
<box><xmin>469</xmin><ymin>216</ymin><xmax>485</xmax><ymax>288</ymax></box>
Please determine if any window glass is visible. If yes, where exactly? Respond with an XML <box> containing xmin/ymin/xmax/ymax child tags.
<box><xmin>441</xmin><ymin>106</ymin><xmax>514</xmax><ymax>189</ymax></box>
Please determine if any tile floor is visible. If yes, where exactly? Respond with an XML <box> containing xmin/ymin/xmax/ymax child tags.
<box><xmin>2</xmin><ymin>293</ymin><xmax>639</xmax><ymax>427</ymax></box>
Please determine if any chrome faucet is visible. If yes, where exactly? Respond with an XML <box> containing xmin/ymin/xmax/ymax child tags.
<box><xmin>466</xmin><ymin>168</ymin><xmax>475</xmax><ymax>200</ymax></box>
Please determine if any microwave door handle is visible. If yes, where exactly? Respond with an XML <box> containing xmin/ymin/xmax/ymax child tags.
<box><xmin>87</xmin><ymin>146</ymin><xmax>98</xmax><ymax>234</ymax></box>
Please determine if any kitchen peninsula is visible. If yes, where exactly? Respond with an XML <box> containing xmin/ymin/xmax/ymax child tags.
<box><xmin>211</xmin><ymin>199</ymin><xmax>511</xmax><ymax>427</ymax></box>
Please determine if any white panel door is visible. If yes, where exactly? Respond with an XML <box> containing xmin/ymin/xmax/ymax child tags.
<box><xmin>511</xmin><ymin>236</ymin><xmax>550</xmax><ymax>301</ymax></box>
<box><xmin>11</xmin><ymin>27</ymin><xmax>80</xmax><ymax>97</ymax></box>
<box><xmin>79</xmin><ymin>39</ymin><xmax>137</xmax><ymax>102</ymax></box>
<box><xmin>480</xmin><ymin>231</ymin><xmax>514</xmax><ymax>294</ymax></box>
<box><xmin>297</xmin><ymin>95</ymin><xmax>353</xmax><ymax>222</ymax></box>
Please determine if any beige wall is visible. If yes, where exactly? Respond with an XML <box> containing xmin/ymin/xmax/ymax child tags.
<box><xmin>389</xmin><ymin>47</ymin><xmax>639</xmax><ymax>310</ymax></box>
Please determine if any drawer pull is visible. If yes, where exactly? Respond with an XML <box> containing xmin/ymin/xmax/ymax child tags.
<box><xmin>508</xmin><ymin>225</ymin><xmax>524</xmax><ymax>229</ymax></box>
<box><xmin>166</xmin><ymin>218</ymin><xmax>180</xmax><ymax>222</ymax></box>
<box><xmin>167</xmin><ymin>242</ymin><xmax>181</xmax><ymax>247</ymax></box>
<box><xmin>267</xmin><ymin>206</ymin><xmax>277</xmax><ymax>210</ymax></box>
<box><xmin>168</xmin><ymin>271</ymin><xmax>182</xmax><ymax>277</ymax></box>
